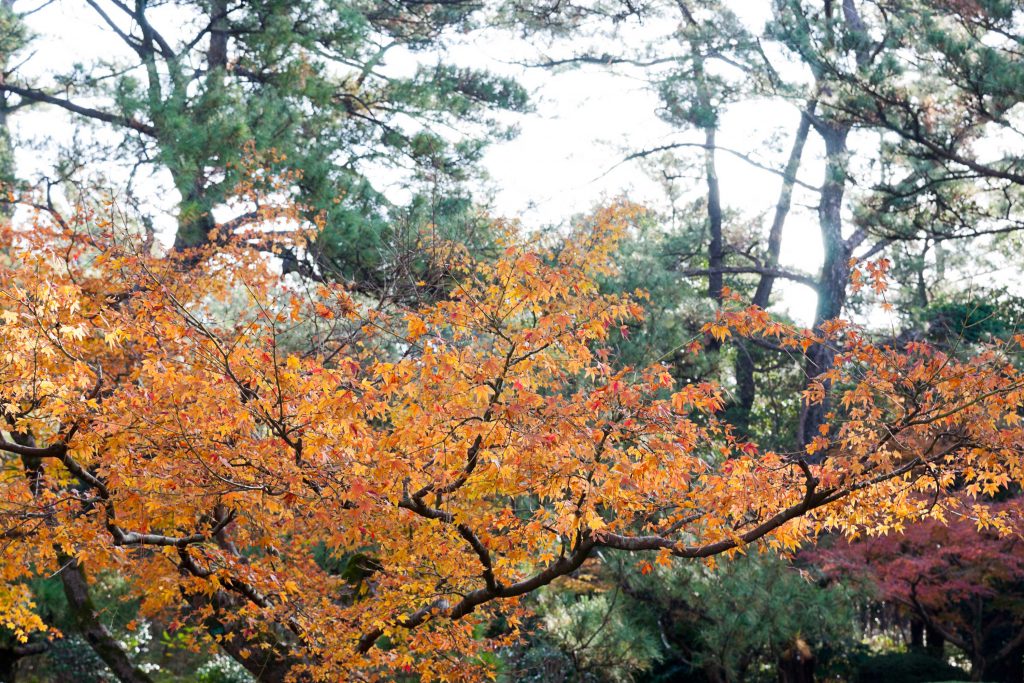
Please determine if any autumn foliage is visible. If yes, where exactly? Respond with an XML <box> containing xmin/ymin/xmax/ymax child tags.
<box><xmin>2</xmin><ymin>199</ymin><xmax>1024</xmax><ymax>680</ymax></box>
<box><xmin>815</xmin><ymin>496</ymin><xmax>1024</xmax><ymax>676</ymax></box>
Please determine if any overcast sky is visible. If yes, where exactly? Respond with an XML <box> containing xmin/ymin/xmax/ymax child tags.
<box><xmin>455</xmin><ymin>19</ymin><xmax>826</xmax><ymax>324</ymax></box>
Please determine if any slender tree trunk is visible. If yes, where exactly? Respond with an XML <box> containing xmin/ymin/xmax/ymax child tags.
<box><xmin>705</xmin><ymin>126</ymin><xmax>724</xmax><ymax>305</ymax></box>
<box><xmin>0</xmin><ymin>100</ymin><xmax>12</xmax><ymax>220</ymax></box>
<box><xmin>925</xmin><ymin>622</ymin><xmax>945</xmax><ymax>659</ymax></box>
<box><xmin>911</xmin><ymin>618</ymin><xmax>925</xmax><ymax>651</ymax></box>
<box><xmin>732</xmin><ymin>101</ymin><xmax>815</xmax><ymax>434</ymax></box>
<box><xmin>778</xmin><ymin>638</ymin><xmax>815</xmax><ymax>683</ymax></box>
<box><xmin>988</xmin><ymin>626</ymin><xmax>1024</xmax><ymax>683</ymax></box>
<box><xmin>0</xmin><ymin>0</ymin><xmax>19</xmax><ymax>219</ymax></box>
<box><xmin>731</xmin><ymin>341</ymin><xmax>757</xmax><ymax>437</ymax></box>
<box><xmin>58</xmin><ymin>554</ymin><xmax>155</xmax><ymax>683</ymax></box>
<box><xmin>180</xmin><ymin>507</ymin><xmax>308</xmax><ymax>681</ymax></box>
<box><xmin>972</xmin><ymin>596</ymin><xmax>986</xmax><ymax>682</ymax></box>
<box><xmin>208</xmin><ymin>0</ymin><xmax>228</xmax><ymax>71</ymax></box>
<box><xmin>973</xmin><ymin>656</ymin><xmax>987</xmax><ymax>682</ymax></box>
<box><xmin>170</xmin><ymin>0</ymin><xmax>228</xmax><ymax>253</ymax></box>
<box><xmin>916</xmin><ymin>240</ymin><xmax>930</xmax><ymax>308</ymax></box>
<box><xmin>798</xmin><ymin>121</ymin><xmax>852</xmax><ymax>453</ymax></box>
<box><xmin>704</xmin><ymin>664</ymin><xmax>728</xmax><ymax>683</ymax></box>
<box><xmin>752</xmin><ymin>102</ymin><xmax>816</xmax><ymax>309</ymax></box>
<box><xmin>794</xmin><ymin>0</ymin><xmax>874</xmax><ymax>455</ymax></box>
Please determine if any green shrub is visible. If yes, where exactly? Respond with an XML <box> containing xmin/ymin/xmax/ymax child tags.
<box><xmin>852</xmin><ymin>652</ymin><xmax>967</xmax><ymax>683</ymax></box>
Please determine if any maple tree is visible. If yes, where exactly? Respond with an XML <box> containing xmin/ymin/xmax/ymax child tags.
<box><xmin>815</xmin><ymin>497</ymin><xmax>1024</xmax><ymax>681</ymax></box>
<box><xmin>1</xmin><ymin>195</ymin><xmax>1024</xmax><ymax>682</ymax></box>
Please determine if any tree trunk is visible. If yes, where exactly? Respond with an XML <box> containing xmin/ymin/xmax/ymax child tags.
<box><xmin>732</xmin><ymin>340</ymin><xmax>756</xmax><ymax>437</ymax></box>
<box><xmin>7</xmin><ymin>428</ymin><xmax>150</xmax><ymax>683</ymax></box>
<box><xmin>752</xmin><ymin>102</ymin><xmax>816</xmax><ymax>309</ymax></box>
<box><xmin>0</xmin><ymin>99</ymin><xmax>12</xmax><ymax>220</ymax></box>
<box><xmin>925</xmin><ymin>621</ymin><xmax>945</xmax><ymax>659</ymax></box>
<box><xmin>987</xmin><ymin>636</ymin><xmax>1024</xmax><ymax>683</ymax></box>
<box><xmin>911</xmin><ymin>618</ymin><xmax>925</xmax><ymax>651</ymax></box>
<box><xmin>208</xmin><ymin>0</ymin><xmax>229</xmax><ymax>71</ymax></box>
<box><xmin>0</xmin><ymin>649</ymin><xmax>16</xmax><ymax>683</ymax></box>
<box><xmin>0</xmin><ymin>0</ymin><xmax>19</xmax><ymax>219</ymax></box>
<box><xmin>170</xmin><ymin>0</ymin><xmax>229</xmax><ymax>254</ymax></box>
<box><xmin>972</xmin><ymin>656</ymin><xmax>987</xmax><ymax>682</ymax></box>
<box><xmin>798</xmin><ymin>121</ymin><xmax>852</xmax><ymax>454</ymax></box>
<box><xmin>0</xmin><ymin>642</ymin><xmax>47</xmax><ymax>683</ymax></box>
<box><xmin>1000</xmin><ymin>642</ymin><xmax>1024</xmax><ymax>683</ymax></box>
<box><xmin>203</xmin><ymin>606</ymin><xmax>301</xmax><ymax>682</ymax></box>
<box><xmin>778</xmin><ymin>638</ymin><xmax>816</xmax><ymax>683</ymax></box>
<box><xmin>705</xmin><ymin>126</ymin><xmax>724</xmax><ymax>305</ymax></box>
<box><xmin>796</xmin><ymin>0</ymin><xmax>871</xmax><ymax>455</ymax></box>
<box><xmin>58</xmin><ymin>555</ymin><xmax>155</xmax><ymax>683</ymax></box>
<box><xmin>171</xmin><ymin>173</ymin><xmax>218</xmax><ymax>252</ymax></box>
<box><xmin>180</xmin><ymin>515</ymin><xmax>308</xmax><ymax>682</ymax></box>
<box><xmin>704</xmin><ymin>664</ymin><xmax>728</xmax><ymax>683</ymax></box>
<box><xmin>732</xmin><ymin>101</ymin><xmax>815</xmax><ymax>434</ymax></box>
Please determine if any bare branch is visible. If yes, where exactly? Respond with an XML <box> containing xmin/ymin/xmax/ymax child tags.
<box><xmin>0</xmin><ymin>82</ymin><xmax>157</xmax><ymax>136</ymax></box>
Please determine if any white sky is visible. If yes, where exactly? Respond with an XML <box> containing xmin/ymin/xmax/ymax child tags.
<box><xmin>453</xmin><ymin>26</ymin><xmax>827</xmax><ymax>324</ymax></box>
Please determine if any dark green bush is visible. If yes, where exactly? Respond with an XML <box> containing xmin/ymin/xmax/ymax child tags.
<box><xmin>852</xmin><ymin>652</ymin><xmax>967</xmax><ymax>683</ymax></box>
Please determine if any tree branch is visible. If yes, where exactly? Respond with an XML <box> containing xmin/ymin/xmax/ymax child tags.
<box><xmin>356</xmin><ymin>534</ymin><xmax>596</xmax><ymax>653</ymax></box>
<box><xmin>681</xmin><ymin>266</ymin><xmax>819</xmax><ymax>290</ymax></box>
<box><xmin>607</xmin><ymin>141</ymin><xmax>820</xmax><ymax>192</ymax></box>
<box><xmin>0</xmin><ymin>82</ymin><xmax>157</xmax><ymax>136</ymax></box>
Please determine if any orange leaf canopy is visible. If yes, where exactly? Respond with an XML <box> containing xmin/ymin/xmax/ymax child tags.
<box><xmin>1</xmin><ymin>202</ymin><xmax>1023</xmax><ymax>680</ymax></box>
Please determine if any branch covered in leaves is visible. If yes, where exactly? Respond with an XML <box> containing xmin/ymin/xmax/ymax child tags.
<box><xmin>1</xmin><ymin>201</ymin><xmax>1023</xmax><ymax>681</ymax></box>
